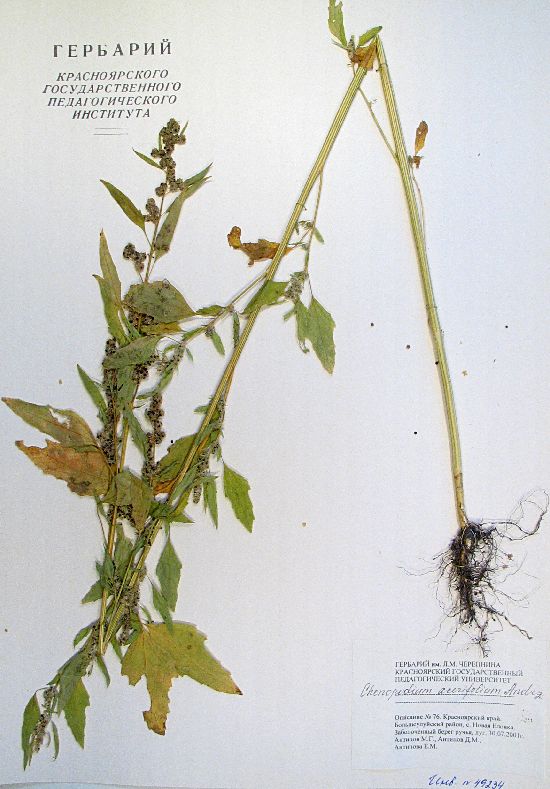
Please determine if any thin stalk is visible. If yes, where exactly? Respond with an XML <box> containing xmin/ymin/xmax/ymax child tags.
<box><xmin>102</xmin><ymin>63</ymin><xmax>371</xmax><ymax>651</ymax></box>
<box><xmin>375</xmin><ymin>37</ymin><xmax>466</xmax><ymax>530</ymax></box>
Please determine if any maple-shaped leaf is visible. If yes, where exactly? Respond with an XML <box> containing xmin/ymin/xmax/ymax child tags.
<box><xmin>121</xmin><ymin>622</ymin><xmax>241</xmax><ymax>735</ymax></box>
<box><xmin>227</xmin><ymin>226</ymin><xmax>291</xmax><ymax>266</ymax></box>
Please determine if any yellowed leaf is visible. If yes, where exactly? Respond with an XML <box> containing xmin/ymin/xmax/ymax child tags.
<box><xmin>121</xmin><ymin>622</ymin><xmax>241</xmax><ymax>735</ymax></box>
<box><xmin>15</xmin><ymin>440</ymin><xmax>110</xmax><ymax>497</ymax></box>
<box><xmin>227</xmin><ymin>226</ymin><xmax>290</xmax><ymax>266</ymax></box>
<box><xmin>350</xmin><ymin>41</ymin><xmax>377</xmax><ymax>71</ymax></box>
<box><xmin>414</xmin><ymin>120</ymin><xmax>428</xmax><ymax>155</ymax></box>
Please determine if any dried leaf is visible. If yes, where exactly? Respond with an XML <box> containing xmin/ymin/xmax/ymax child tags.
<box><xmin>100</xmin><ymin>180</ymin><xmax>145</xmax><ymax>231</ymax></box>
<box><xmin>208</xmin><ymin>329</ymin><xmax>225</xmax><ymax>356</ymax></box>
<box><xmin>196</xmin><ymin>304</ymin><xmax>224</xmax><ymax>317</ymax></box>
<box><xmin>121</xmin><ymin>622</ymin><xmax>241</xmax><ymax>735</ymax></box>
<box><xmin>223</xmin><ymin>463</ymin><xmax>254</xmax><ymax>532</ymax></box>
<box><xmin>3</xmin><ymin>398</ymin><xmax>97</xmax><ymax>448</ymax></box>
<box><xmin>295</xmin><ymin>299</ymin><xmax>310</xmax><ymax>353</ymax></box>
<box><xmin>15</xmin><ymin>440</ymin><xmax>110</xmax><ymax>497</ymax></box>
<box><xmin>241</xmin><ymin>280</ymin><xmax>288</xmax><ymax>315</ymax></box>
<box><xmin>203</xmin><ymin>476</ymin><xmax>218</xmax><ymax>527</ymax></box>
<box><xmin>73</xmin><ymin>623</ymin><xmax>93</xmax><ymax>647</ymax></box>
<box><xmin>77</xmin><ymin>366</ymin><xmax>107</xmax><ymax>421</ymax></box>
<box><xmin>102</xmin><ymin>336</ymin><xmax>159</xmax><ymax>369</ymax></box>
<box><xmin>155</xmin><ymin>167</ymin><xmax>210</xmax><ymax>259</ymax></box>
<box><xmin>104</xmin><ymin>470</ymin><xmax>153</xmax><ymax>532</ymax></box>
<box><xmin>157</xmin><ymin>538</ymin><xmax>182</xmax><ymax>611</ymax></box>
<box><xmin>350</xmin><ymin>41</ymin><xmax>377</xmax><ymax>70</ymax></box>
<box><xmin>122</xmin><ymin>406</ymin><xmax>148</xmax><ymax>457</ymax></box>
<box><xmin>81</xmin><ymin>580</ymin><xmax>103</xmax><ymax>604</ymax></box>
<box><xmin>21</xmin><ymin>693</ymin><xmax>40</xmax><ymax>769</ymax></box>
<box><xmin>328</xmin><ymin>0</ymin><xmax>347</xmax><ymax>47</ymax></box>
<box><xmin>125</xmin><ymin>281</ymin><xmax>195</xmax><ymax>323</ymax></box>
<box><xmin>64</xmin><ymin>679</ymin><xmax>89</xmax><ymax>749</ymax></box>
<box><xmin>414</xmin><ymin>120</ymin><xmax>428</xmax><ymax>155</ymax></box>
<box><xmin>358</xmin><ymin>25</ymin><xmax>382</xmax><ymax>47</ymax></box>
<box><xmin>227</xmin><ymin>226</ymin><xmax>291</xmax><ymax>266</ymax></box>
<box><xmin>99</xmin><ymin>230</ymin><xmax>122</xmax><ymax>302</ymax></box>
<box><xmin>51</xmin><ymin>720</ymin><xmax>60</xmax><ymax>760</ymax></box>
<box><xmin>133</xmin><ymin>149</ymin><xmax>162</xmax><ymax>169</ymax></box>
<box><xmin>152</xmin><ymin>583</ymin><xmax>173</xmax><ymax>631</ymax></box>
<box><xmin>154</xmin><ymin>434</ymin><xmax>195</xmax><ymax>494</ymax></box>
<box><xmin>93</xmin><ymin>274</ymin><xmax>126</xmax><ymax>346</ymax></box>
<box><xmin>305</xmin><ymin>298</ymin><xmax>336</xmax><ymax>373</ymax></box>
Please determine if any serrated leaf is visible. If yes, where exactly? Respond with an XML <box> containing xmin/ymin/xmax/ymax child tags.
<box><xmin>121</xmin><ymin>622</ymin><xmax>241</xmax><ymax>735</ymax></box>
<box><xmin>328</xmin><ymin>0</ymin><xmax>347</xmax><ymax>47</ymax></box>
<box><xmin>2</xmin><ymin>398</ymin><xmax>97</xmax><ymax>448</ymax></box>
<box><xmin>63</xmin><ymin>679</ymin><xmax>89</xmax><ymax>749</ymax></box>
<box><xmin>203</xmin><ymin>477</ymin><xmax>218</xmax><ymax>527</ymax></box>
<box><xmin>21</xmin><ymin>693</ymin><xmax>40</xmax><ymax>769</ymax></box>
<box><xmin>241</xmin><ymin>280</ymin><xmax>288</xmax><ymax>315</ymax></box>
<box><xmin>15</xmin><ymin>440</ymin><xmax>110</xmax><ymax>497</ymax></box>
<box><xmin>223</xmin><ymin>463</ymin><xmax>254</xmax><ymax>532</ymax></box>
<box><xmin>157</xmin><ymin>538</ymin><xmax>182</xmax><ymax>611</ymax></box>
<box><xmin>101</xmin><ymin>180</ymin><xmax>145</xmax><ymax>230</ymax></box>
<box><xmin>152</xmin><ymin>583</ymin><xmax>173</xmax><ymax>632</ymax></box>
<box><xmin>155</xmin><ymin>169</ymin><xmax>210</xmax><ymax>259</ymax></box>
<box><xmin>154</xmin><ymin>434</ymin><xmax>195</xmax><ymax>494</ymax></box>
<box><xmin>306</xmin><ymin>297</ymin><xmax>336</xmax><ymax>373</ymax></box>
<box><xmin>55</xmin><ymin>650</ymin><xmax>87</xmax><ymax>713</ymax></box>
<box><xmin>125</xmin><ymin>281</ymin><xmax>195</xmax><ymax>323</ymax></box>
<box><xmin>104</xmin><ymin>470</ymin><xmax>153</xmax><ymax>532</ymax></box>
<box><xmin>358</xmin><ymin>25</ymin><xmax>382</xmax><ymax>47</ymax></box>
<box><xmin>77</xmin><ymin>366</ymin><xmax>107</xmax><ymax>421</ymax></box>
<box><xmin>81</xmin><ymin>580</ymin><xmax>103</xmax><ymax>604</ymax></box>
<box><xmin>103</xmin><ymin>336</ymin><xmax>159</xmax><ymax>369</ymax></box>
<box><xmin>208</xmin><ymin>329</ymin><xmax>225</xmax><ymax>356</ymax></box>
<box><xmin>134</xmin><ymin>149</ymin><xmax>162</xmax><ymax>169</ymax></box>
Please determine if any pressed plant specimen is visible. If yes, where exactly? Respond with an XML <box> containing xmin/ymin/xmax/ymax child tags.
<box><xmin>5</xmin><ymin>2</ymin><xmax>545</xmax><ymax>768</ymax></box>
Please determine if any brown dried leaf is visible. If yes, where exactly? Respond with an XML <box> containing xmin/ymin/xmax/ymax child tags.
<box><xmin>227</xmin><ymin>226</ymin><xmax>290</xmax><ymax>266</ymax></box>
<box><xmin>350</xmin><ymin>42</ymin><xmax>377</xmax><ymax>71</ymax></box>
<box><xmin>414</xmin><ymin>121</ymin><xmax>428</xmax><ymax>155</ymax></box>
<box><xmin>15</xmin><ymin>440</ymin><xmax>110</xmax><ymax>497</ymax></box>
<box><xmin>3</xmin><ymin>398</ymin><xmax>97</xmax><ymax>448</ymax></box>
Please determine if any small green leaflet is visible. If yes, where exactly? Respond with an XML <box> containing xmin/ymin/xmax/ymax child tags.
<box><xmin>241</xmin><ymin>280</ymin><xmax>288</xmax><ymax>315</ymax></box>
<box><xmin>124</xmin><ymin>281</ymin><xmax>195</xmax><ymax>323</ymax></box>
<box><xmin>123</xmin><ymin>406</ymin><xmax>148</xmax><ymax>456</ymax></box>
<box><xmin>203</xmin><ymin>477</ymin><xmax>218</xmax><ymax>527</ymax></box>
<box><xmin>152</xmin><ymin>582</ymin><xmax>174</xmax><ymax>632</ymax></box>
<box><xmin>73</xmin><ymin>622</ymin><xmax>93</xmax><ymax>647</ymax></box>
<box><xmin>232</xmin><ymin>312</ymin><xmax>240</xmax><ymax>347</ymax></box>
<box><xmin>100</xmin><ymin>180</ymin><xmax>145</xmax><ymax>231</ymax></box>
<box><xmin>291</xmin><ymin>297</ymin><xmax>335</xmax><ymax>373</ymax></box>
<box><xmin>114</xmin><ymin>522</ymin><xmax>133</xmax><ymax>572</ymax></box>
<box><xmin>196</xmin><ymin>304</ymin><xmax>223</xmax><ymax>316</ymax></box>
<box><xmin>133</xmin><ymin>149</ymin><xmax>162</xmax><ymax>169</ymax></box>
<box><xmin>99</xmin><ymin>230</ymin><xmax>122</xmax><ymax>301</ymax></box>
<box><xmin>96</xmin><ymin>655</ymin><xmax>111</xmax><ymax>687</ymax></box>
<box><xmin>358</xmin><ymin>25</ymin><xmax>382</xmax><ymax>47</ymax></box>
<box><xmin>223</xmin><ymin>463</ymin><xmax>254</xmax><ymax>532</ymax></box>
<box><xmin>21</xmin><ymin>693</ymin><xmax>40</xmax><ymax>769</ymax></box>
<box><xmin>103</xmin><ymin>336</ymin><xmax>159</xmax><ymax>369</ymax></box>
<box><xmin>157</xmin><ymin>538</ymin><xmax>182</xmax><ymax>611</ymax></box>
<box><xmin>77</xmin><ymin>365</ymin><xmax>107</xmax><ymax>421</ymax></box>
<box><xmin>208</xmin><ymin>329</ymin><xmax>225</xmax><ymax>356</ymax></box>
<box><xmin>328</xmin><ymin>0</ymin><xmax>347</xmax><ymax>47</ymax></box>
<box><xmin>63</xmin><ymin>678</ymin><xmax>90</xmax><ymax>749</ymax></box>
<box><xmin>94</xmin><ymin>233</ymin><xmax>126</xmax><ymax>344</ymax></box>
<box><xmin>51</xmin><ymin>720</ymin><xmax>60</xmax><ymax>760</ymax></box>
<box><xmin>154</xmin><ymin>434</ymin><xmax>195</xmax><ymax>491</ymax></box>
<box><xmin>54</xmin><ymin>650</ymin><xmax>87</xmax><ymax>713</ymax></box>
<box><xmin>81</xmin><ymin>580</ymin><xmax>102</xmax><ymax>604</ymax></box>
<box><xmin>155</xmin><ymin>165</ymin><xmax>211</xmax><ymax>259</ymax></box>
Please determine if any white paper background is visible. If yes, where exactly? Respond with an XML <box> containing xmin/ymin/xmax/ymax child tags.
<box><xmin>1</xmin><ymin>1</ymin><xmax>549</xmax><ymax>787</ymax></box>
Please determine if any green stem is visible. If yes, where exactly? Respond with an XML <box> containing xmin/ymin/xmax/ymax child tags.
<box><xmin>375</xmin><ymin>37</ymin><xmax>466</xmax><ymax>530</ymax></box>
<box><xmin>102</xmin><ymin>63</ymin><xmax>371</xmax><ymax>651</ymax></box>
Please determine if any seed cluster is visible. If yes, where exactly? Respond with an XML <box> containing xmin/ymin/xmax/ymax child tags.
<box><xmin>151</xmin><ymin>118</ymin><xmax>187</xmax><ymax>196</ymax></box>
<box><xmin>122</xmin><ymin>243</ymin><xmax>147</xmax><ymax>275</ymax></box>
<box><xmin>285</xmin><ymin>270</ymin><xmax>308</xmax><ymax>303</ymax></box>
<box><xmin>97</xmin><ymin>338</ymin><xmax>118</xmax><ymax>465</ymax></box>
<box><xmin>142</xmin><ymin>393</ymin><xmax>165</xmax><ymax>482</ymax></box>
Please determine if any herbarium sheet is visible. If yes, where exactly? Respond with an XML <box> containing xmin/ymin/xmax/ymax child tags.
<box><xmin>1</xmin><ymin>2</ymin><xmax>549</xmax><ymax>788</ymax></box>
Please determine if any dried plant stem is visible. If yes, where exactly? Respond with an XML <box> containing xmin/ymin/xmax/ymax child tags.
<box><xmin>102</xmin><ymin>63</ymin><xmax>371</xmax><ymax>651</ymax></box>
<box><xmin>375</xmin><ymin>37</ymin><xmax>466</xmax><ymax>530</ymax></box>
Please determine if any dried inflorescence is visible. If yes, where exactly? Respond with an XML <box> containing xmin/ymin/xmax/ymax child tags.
<box><xmin>439</xmin><ymin>491</ymin><xmax>548</xmax><ymax>655</ymax></box>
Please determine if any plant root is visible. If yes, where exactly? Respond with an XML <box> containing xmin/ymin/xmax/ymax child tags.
<box><xmin>439</xmin><ymin>490</ymin><xmax>548</xmax><ymax>655</ymax></box>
